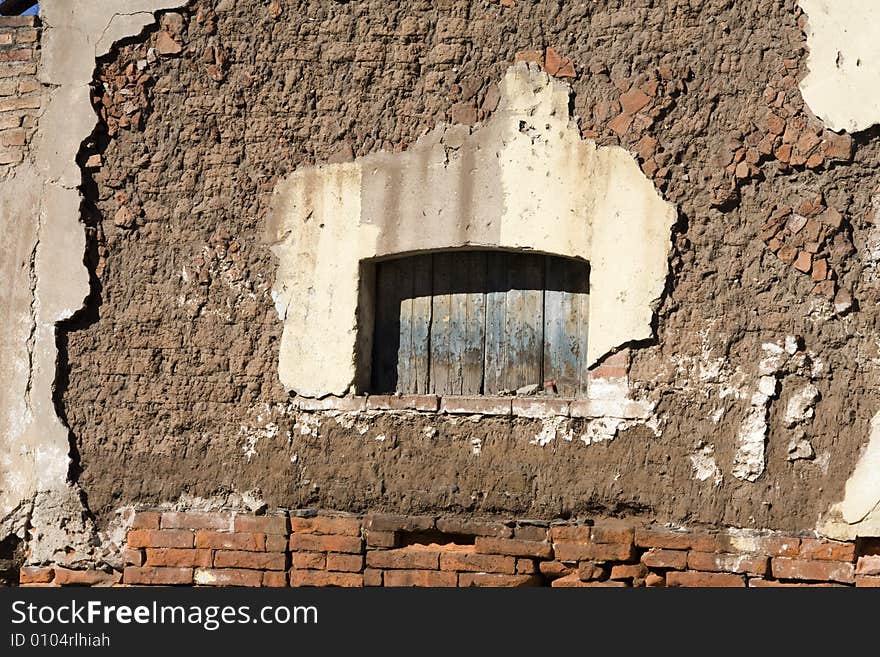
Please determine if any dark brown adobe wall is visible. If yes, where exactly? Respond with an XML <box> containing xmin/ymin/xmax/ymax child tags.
<box><xmin>60</xmin><ymin>0</ymin><xmax>880</xmax><ymax>533</ymax></box>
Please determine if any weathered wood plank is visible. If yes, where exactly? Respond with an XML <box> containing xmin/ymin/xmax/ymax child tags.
<box><xmin>543</xmin><ymin>256</ymin><xmax>590</xmax><ymax>397</ymax></box>
<box><xmin>408</xmin><ymin>254</ymin><xmax>433</xmax><ymax>394</ymax></box>
<box><xmin>430</xmin><ymin>252</ymin><xmax>453</xmax><ymax>394</ymax></box>
<box><xmin>505</xmin><ymin>253</ymin><xmax>544</xmax><ymax>392</ymax></box>
<box><xmin>483</xmin><ymin>252</ymin><xmax>508</xmax><ymax>395</ymax></box>
<box><xmin>484</xmin><ymin>252</ymin><xmax>544</xmax><ymax>393</ymax></box>
<box><xmin>460</xmin><ymin>252</ymin><xmax>487</xmax><ymax>395</ymax></box>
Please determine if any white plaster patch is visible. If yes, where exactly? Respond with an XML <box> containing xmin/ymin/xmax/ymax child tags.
<box><xmin>732</xmin><ymin>404</ymin><xmax>769</xmax><ymax>482</ymax></box>
<box><xmin>784</xmin><ymin>384</ymin><xmax>820</xmax><ymax>427</ymax></box>
<box><xmin>821</xmin><ymin>410</ymin><xmax>880</xmax><ymax>539</ymax></box>
<box><xmin>690</xmin><ymin>443</ymin><xmax>723</xmax><ymax>485</ymax></box>
<box><xmin>799</xmin><ymin>0</ymin><xmax>880</xmax><ymax>132</ymax></box>
<box><xmin>268</xmin><ymin>63</ymin><xmax>676</xmax><ymax>397</ymax></box>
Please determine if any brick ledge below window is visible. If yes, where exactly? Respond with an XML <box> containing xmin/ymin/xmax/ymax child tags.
<box><xmin>294</xmin><ymin>394</ymin><xmax>651</xmax><ymax>420</ymax></box>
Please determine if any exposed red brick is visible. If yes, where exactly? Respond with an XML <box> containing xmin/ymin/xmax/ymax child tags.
<box><xmin>645</xmin><ymin>573</ymin><xmax>665</xmax><ymax>587</ymax></box>
<box><xmin>436</xmin><ymin>517</ymin><xmax>512</xmax><ymax>538</ymax></box>
<box><xmin>214</xmin><ymin>550</ymin><xmax>286</xmax><ymax>570</ymax></box>
<box><xmin>290</xmin><ymin>533</ymin><xmax>362</xmax><ymax>554</ymax></box>
<box><xmin>550</xmin><ymin>573</ymin><xmax>591</xmax><ymax>587</ymax></box>
<box><xmin>610</xmin><ymin>563</ymin><xmax>648</xmax><ymax>580</ymax></box>
<box><xmin>635</xmin><ymin>528</ymin><xmax>716</xmax><ymax>552</ymax></box>
<box><xmin>131</xmin><ymin>512</ymin><xmax>161</xmax><ymax>530</ymax></box>
<box><xmin>128</xmin><ymin>529</ymin><xmax>193</xmax><ymax>549</ymax></box>
<box><xmin>798</xmin><ymin>538</ymin><xmax>855</xmax><ymax>562</ymax></box>
<box><xmin>717</xmin><ymin>533</ymin><xmax>800</xmax><ymax>558</ymax></box>
<box><xmin>590</xmin><ymin>521</ymin><xmax>634</xmax><ymax>545</ymax></box>
<box><xmin>856</xmin><ymin>555</ymin><xmax>880</xmax><ymax>576</ymax></box>
<box><xmin>620</xmin><ymin>88</ymin><xmax>651</xmax><ymax>114</ymax></box>
<box><xmin>511</xmin><ymin>398</ymin><xmax>569</xmax><ymax>417</ymax></box>
<box><xmin>363</xmin><ymin>568</ymin><xmax>383</xmax><ymax>587</ymax></box>
<box><xmin>194</xmin><ymin>568</ymin><xmax>261</xmax><ymax>587</ymax></box>
<box><xmin>516</xmin><ymin>558</ymin><xmax>538</xmax><ymax>574</ymax></box>
<box><xmin>607</xmin><ymin>112</ymin><xmax>633</xmax><ymax>136</ymax></box>
<box><xmin>266</xmin><ymin>535</ymin><xmax>288</xmax><ymax>552</ymax></box>
<box><xmin>539</xmin><ymin>561</ymin><xmax>571</xmax><ymax>579</ymax></box>
<box><xmin>555</xmin><ymin>540</ymin><xmax>633</xmax><ymax>563</ymax></box>
<box><xmin>544</xmin><ymin>47</ymin><xmax>575</xmax><ymax>78</ymax></box>
<box><xmin>687</xmin><ymin>552</ymin><xmax>768</xmax><ymax>576</ymax></box>
<box><xmin>195</xmin><ymin>530</ymin><xmax>264</xmax><ymax>551</ymax></box>
<box><xmin>233</xmin><ymin>514</ymin><xmax>288</xmax><ymax>535</ymax></box>
<box><xmin>122</xmin><ymin>548</ymin><xmax>144</xmax><ymax>566</ymax></box>
<box><xmin>513</xmin><ymin>525</ymin><xmax>549</xmax><ymax>541</ymax></box>
<box><xmin>475</xmin><ymin>537</ymin><xmax>553</xmax><ymax>559</ymax></box>
<box><xmin>856</xmin><ymin>576</ymin><xmax>880</xmax><ymax>587</ymax></box>
<box><xmin>440</xmin><ymin>396</ymin><xmax>512</xmax><ymax>416</ymax></box>
<box><xmin>439</xmin><ymin>551</ymin><xmax>516</xmax><ymax>574</ymax></box>
<box><xmin>641</xmin><ymin>548</ymin><xmax>688</xmax><ymax>570</ymax></box>
<box><xmin>822</xmin><ymin>131</ymin><xmax>853</xmax><ymax>161</ymax></box>
<box><xmin>145</xmin><ymin>548</ymin><xmax>212</xmax><ymax>568</ymax></box>
<box><xmin>262</xmin><ymin>571</ymin><xmax>287</xmax><ymax>587</ymax></box>
<box><xmin>550</xmin><ymin>525</ymin><xmax>591</xmax><ymax>542</ymax></box>
<box><xmin>459</xmin><ymin>573</ymin><xmax>542</xmax><ymax>587</ymax></box>
<box><xmin>794</xmin><ymin>250</ymin><xmax>813</xmax><ymax>274</ymax></box>
<box><xmin>161</xmin><ymin>511</ymin><xmax>232</xmax><ymax>531</ymax></box>
<box><xmin>19</xmin><ymin>566</ymin><xmax>54</xmax><ymax>584</ymax></box>
<box><xmin>383</xmin><ymin>569</ymin><xmax>457</xmax><ymax>587</ymax></box>
<box><xmin>291</xmin><ymin>552</ymin><xmax>325</xmax><ymax>570</ymax></box>
<box><xmin>125</xmin><ymin>566</ymin><xmax>192</xmax><ymax>586</ymax></box>
<box><xmin>290</xmin><ymin>515</ymin><xmax>361</xmax><ymax>536</ymax></box>
<box><xmin>771</xmin><ymin>558</ymin><xmax>855</xmax><ymax>584</ymax></box>
<box><xmin>366</xmin><ymin>547</ymin><xmax>439</xmax><ymax>570</ymax></box>
<box><xmin>514</xmin><ymin>49</ymin><xmax>543</xmax><ymax>66</ymax></box>
<box><xmin>666</xmin><ymin>571</ymin><xmax>745</xmax><ymax>587</ymax></box>
<box><xmin>367</xmin><ymin>394</ymin><xmax>438</xmax><ymax>412</ymax></box>
<box><xmin>0</xmin><ymin>48</ymin><xmax>32</xmax><ymax>62</ymax></box>
<box><xmin>290</xmin><ymin>570</ymin><xmax>364</xmax><ymax>587</ymax></box>
<box><xmin>578</xmin><ymin>562</ymin><xmax>606</xmax><ymax>581</ymax></box>
<box><xmin>748</xmin><ymin>578</ymin><xmax>844</xmax><ymax>587</ymax></box>
<box><xmin>326</xmin><ymin>553</ymin><xmax>364</xmax><ymax>572</ymax></box>
<box><xmin>364</xmin><ymin>513</ymin><xmax>434</xmax><ymax>532</ymax></box>
<box><xmin>766</xmin><ymin>113</ymin><xmax>785</xmax><ymax>136</ymax></box>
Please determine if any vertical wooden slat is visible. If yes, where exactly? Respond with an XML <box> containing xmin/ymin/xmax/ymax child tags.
<box><xmin>434</xmin><ymin>251</ymin><xmax>486</xmax><ymax>395</ymax></box>
<box><xmin>483</xmin><ymin>252</ymin><xmax>508</xmax><ymax>395</ymax></box>
<box><xmin>484</xmin><ymin>252</ymin><xmax>544</xmax><ymax>393</ymax></box>
<box><xmin>543</xmin><ymin>256</ymin><xmax>590</xmax><ymax>397</ymax></box>
<box><xmin>409</xmin><ymin>255</ymin><xmax>432</xmax><ymax>394</ymax></box>
<box><xmin>429</xmin><ymin>253</ymin><xmax>452</xmax><ymax>394</ymax></box>
<box><xmin>505</xmin><ymin>253</ymin><xmax>544</xmax><ymax>392</ymax></box>
<box><xmin>461</xmin><ymin>252</ymin><xmax>487</xmax><ymax>395</ymax></box>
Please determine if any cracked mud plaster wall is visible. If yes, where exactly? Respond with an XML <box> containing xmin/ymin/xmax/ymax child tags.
<box><xmin>42</xmin><ymin>0</ymin><xmax>880</xmax><ymax>539</ymax></box>
<box><xmin>0</xmin><ymin>0</ymin><xmax>191</xmax><ymax>562</ymax></box>
<box><xmin>268</xmin><ymin>63</ymin><xmax>675</xmax><ymax>398</ymax></box>
<box><xmin>798</xmin><ymin>0</ymin><xmax>880</xmax><ymax>539</ymax></box>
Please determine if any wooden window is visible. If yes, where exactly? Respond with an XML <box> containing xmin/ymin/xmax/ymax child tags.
<box><xmin>371</xmin><ymin>251</ymin><xmax>589</xmax><ymax>398</ymax></box>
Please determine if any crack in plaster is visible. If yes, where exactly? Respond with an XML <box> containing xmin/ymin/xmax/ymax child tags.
<box><xmin>0</xmin><ymin>0</ymin><xmax>192</xmax><ymax>565</ymax></box>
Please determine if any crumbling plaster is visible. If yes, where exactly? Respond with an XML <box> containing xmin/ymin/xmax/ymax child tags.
<box><xmin>0</xmin><ymin>0</ymin><xmax>190</xmax><ymax>563</ymax></box>
<box><xmin>268</xmin><ymin>63</ymin><xmax>677</xmax><ymax>398</ymax></box>
<box><xmin>799</xmin><ymin>0</ymin><xmax>880</xmax><ymax>133</ymax></box>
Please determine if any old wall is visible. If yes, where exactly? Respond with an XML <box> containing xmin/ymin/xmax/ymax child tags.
<box><xmin>4</xmin><ymin>0</ymin><xmax>880</xmax><ymax>579</ymax></box>
<box><xmin>55</xmin><ymin>0</ymin><xmax>880</xmax><ymax>537</ymax></box>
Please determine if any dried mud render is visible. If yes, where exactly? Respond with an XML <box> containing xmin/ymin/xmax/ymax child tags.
<box><xmin>62</xmin><ymin>0</ymin><xmax>880</xmax><ymax>532</ymax></box>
